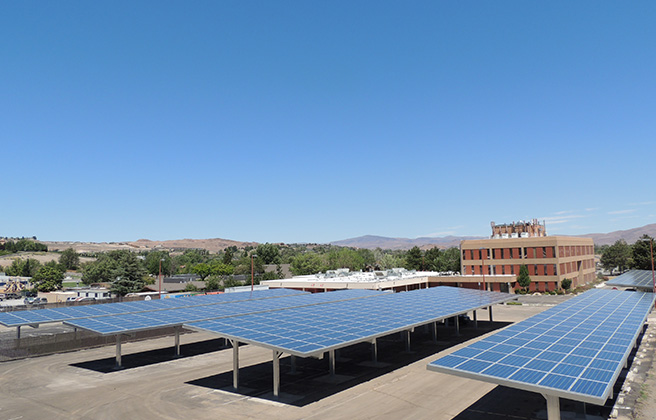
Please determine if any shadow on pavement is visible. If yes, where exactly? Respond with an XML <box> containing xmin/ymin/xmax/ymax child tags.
<box><xmin>187</xmin><ymin>321</ymin><xmax>511</xmax><ymax>407</ymax></box>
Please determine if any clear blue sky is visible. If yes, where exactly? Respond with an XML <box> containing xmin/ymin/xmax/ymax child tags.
<box><xmin>2</xmin><ymin>1</ymin><xmax>654</xmax><ymax>244</ymax></box>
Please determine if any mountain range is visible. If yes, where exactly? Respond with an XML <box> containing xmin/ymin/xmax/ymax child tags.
<box><xmin>43</xmin><ymin>223</ymin><xmax>656</xmax><ymax>253</ymax></box>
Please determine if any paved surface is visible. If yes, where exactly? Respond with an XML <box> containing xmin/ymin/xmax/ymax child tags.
<box><xmin>0</xmin><ymin>302</ymin><xmax>643</xmax><ymax>420</ymax></box>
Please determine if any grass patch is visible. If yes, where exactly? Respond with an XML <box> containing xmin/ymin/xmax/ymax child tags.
<box><xmin>506</xmin><ymin>301</ymin><xmax>522</xmax><ymax>305</ymax></box>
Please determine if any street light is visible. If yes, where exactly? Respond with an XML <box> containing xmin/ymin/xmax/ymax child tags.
<box><xmin>251</xmin><ymin>254</ymin><xmax>258</xmax><ymax>292</ymax></box>
<box><xmin>159</xmin><ymin>258</ymin><xmax>165</xmax><ymax>300</ymax></box>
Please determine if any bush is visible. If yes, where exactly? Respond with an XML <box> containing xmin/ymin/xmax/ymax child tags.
<box><xmin>561</xmin><ymin>278</ymin><xmax>572</xmax><ymax>291</ymax></box>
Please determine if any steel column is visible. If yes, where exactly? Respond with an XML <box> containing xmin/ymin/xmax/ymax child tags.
<box><xmin>489</xmin><ymin>306</ymin><xmax>493</xmax><ymax>322</ymax></box>
<box><xmin>273</xmin><ymin>350</ymin><xmax>282</xmax><ymax>397</ymax></box>
<box><xmin>432</xmin><ymin>321</ymin><xmax>438</xmax><ymax>343</ymax></box>
<box><xmin>231</xmin><ymin>339</ymin><xmax>239</xmax><ymax>390</ymax></box>
<box><xmin>290</xmin><ymin>355</ymin><xmax>297</xmax><ymax>374</ymax></box>
<box><xmin>371</xmin><ymin>338</ymin><xmax>378</xmax><ymax>362</ymax></box>
<box><xmin>174</xmin><ymin>326</ymin><xmax>181</xmax><ymax>356</ymax></box>
<box><xmin>115</xmin><ymin>335</ymin><xmax>122</xmax><ymax>368</ymax></box>
<box><xmin>405</xmin><ymin>330</ymin><xmax>411</xmax><ymax>352</ymax></box>
<box><xmin>16</xmin><ymin>326</ymin><xmax>21</xmax><ymax>340</ymax></box>
<box><xmin>328</xmin><ymin>349</ymin><xmax>335</xmax><ymax>376</ymax></box>
<box><xmin>455</xmin><ymin>316</ymin><xmax>460</xmax><ymax>336</ymax></box>
<box><xmin>544</xmin><ymin>394</ymin><xmax>561</xmax><ymax>420</ymax></box>
<box><xmin>473</xmin><ymin>310</ymin><xmax>478</xmax><ymax>329</ymax></box>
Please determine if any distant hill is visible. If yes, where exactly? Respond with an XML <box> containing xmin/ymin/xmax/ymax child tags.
<box><xmin>581</xmin><ymin>223</ymin><xmax>656</xmax><ymax>246</ymax></box>
<box><xmin>330</xmin><ymin>223</ymin><xmax>656</xmax><ymax>250</ymax></box>
<box><xmin>45</xmin><ymin>238</ymin><xmax>256</xmax><ymax>253</ymax></box>
<box><xmin>42</xmin><ymin>223</ymin><xmax>656</xmax><ymax>253</ymax></box>
<box><xmin>329</xmin><ymin>235</ymin><xmax>484</xmax><ymax>250</ymax></box>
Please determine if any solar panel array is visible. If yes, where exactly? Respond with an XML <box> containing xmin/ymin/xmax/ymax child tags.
<box><xmin>65</xmin><ymin>289</ymin><xmax>382</xmax><ymax>335</ymax></box>
<box><xmin>189</xmin><ymin>286</ymin><xmax>515</xmax><ymax>357</ymax></box>
<box><xmin>606</xmin><ymin>269</ymin><xmax>655</xmax><ymax>291</ymax></box>
<box><xmin>427</xmin><ymin>289</ymin><xmax>654</xmax><ymax>405</ymax></box>
<box><xmin>0</xmin><ymin>288</ymin><xmax>305</xmax><ymax>327</ymax></box>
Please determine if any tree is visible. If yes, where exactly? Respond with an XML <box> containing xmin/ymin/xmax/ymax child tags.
<box><xmin>326</xmin><ymin>248</ymin><xmax>365</xmax><ymax>271</ymax></box>
<box><xmin>517</xmin><ymin>265</ymin><xmax>531</xmax><ymax>291</ymax></box>
<box><xmin>144</xmin><ymin>251</ymin><xmax>173</xmax><ymax>276</ymax></box>
<box><xmin>423</xmin><ymin>247</ymin><xmax>441</xmax><ymax>271</ymax></box>
<box><xmin>404</xmin><ymin>246</ymin><xmax>423</xmax><ymax>270</ymax></box>
<box><xmin>222</xmin><ymin>248</ymin><xmax>234</xmax><ymax>265</ymax></box>
<box><xmin>205</xmin><ymin>276</ymin><xmax>221</xmax><ymax>291</ymax></box>
<box><xmin>82</xmin><ymin>257</ymin><xmax>119</xmax><ymax>285</ymax></box>
<box><xmin>600</xmin><ymin>239</ymin><xmax>632</xmax><ymax>274</ymax></box>
<box><xmin>5</xmin><ymin>258</ymin><xmax>42</xmax><ymax>277</ymax></box>
<box><xmin>59</xmin><ymin>248</ymin><xmax>80</xmax><ymax>270</ymax></box>
<box><xmin>290</xmin><ymin>253</ymin><xmax>326</xmax><ymax>275</ymax></box>
<box><xmin>184</xmin><ymin>283</ymin><xmax>198</xmax><ymax>292</ymax></box>
<box><xmin>561</xmin><ymin>278</ymin><xmax>572</xmax><ymax>291</ymax></box>
<box><xmin>32</xmin><ymin>265</ymin><xmax>64</xmax><ymax>292</ymax></box>
<box><xmin>437</xmin><ymin>247</ymin><xmax>461</xmax><ymax>273</ymax></box>
<box><xmin>210</xmin><ymin>261</ymin><xmax>234</xmax><ymax>277</ymax></box>
<box><xmin>256</xmin><ymin>243</ymin><xmax>281</xmax><ymax>265</ymax></box>
<box><xmin>192</xmin><ymin>263</ymin><xmax>212</xmax><ymax>280</ymax></box>
<box><xmin>632</xmin><ymin>235</ymin><xmax>654</xmax><ymax>270</ymax></box>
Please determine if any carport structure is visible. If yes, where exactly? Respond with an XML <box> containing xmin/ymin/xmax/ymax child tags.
<box><xmin>427</xmin><ymin>289</ymin><xmax>655</xmax><ymax>420</ymax></box>
<box><xmin>187</xmin><ymin>286</ymin><xmax>516</xmax><ymax>396</ymax></box>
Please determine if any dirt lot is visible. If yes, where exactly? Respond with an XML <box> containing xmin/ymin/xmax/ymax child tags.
<box><xmin>1</xmin><ymin>302</ymin><xmax>652</xmax><ymax>420</ymax></box>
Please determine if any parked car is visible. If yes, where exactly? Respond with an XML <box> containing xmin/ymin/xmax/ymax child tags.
<box><xmin>24</xmin><ymin>297</ymin><xmax>40</xmax><ymax>304</ymax></box>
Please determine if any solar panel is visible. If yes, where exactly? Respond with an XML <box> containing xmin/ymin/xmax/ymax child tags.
<box><xmin>188</xmin><ymin>286</ymin><xmax>516</xmax><ymax>357</ymax></box>
<box><xmin>65</xmin><ymin>289</ymin><xmax>383</xmax><ymax>335</ymax></box>
<box><xmin>0</xmin><ymin>288</ymin><xmax>305</xmax><ymax>327</ymax></box>
<box><xmin>606</xmin><ymin>269</ymin><xmax>655</xmax><ymax>291</ymax></box>
<box><xmin>427</xmin><ymin>289</ymin><xmax>654</xmax><ymax>405</ymax></box>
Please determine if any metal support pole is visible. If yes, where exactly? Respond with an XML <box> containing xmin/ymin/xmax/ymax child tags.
<box><xmin>290</xmin><ymin>355</ymin><xmax>297</xmax><ymax>374</ymax></box>
<box><xmin>174</xmin><ymin>326</ymin><xmax>181</xmax><ymax>357</ymax></box>
<box><xmin>16</xmin><ymin>326</ymin><xmax>21</xmax><ymax>340</ymax></box>
<box><xmin>371</xmin><ymin>338</ymin><xmax>378</xmax><ymax>363</ymax></box>
<box><xmin>328</xmin><ymin>349</ymin><xmax>335</xmax><ymax>376</ymax></box>
<box><xmin>473</xmin><ymin>310</ymin><xmax>478</xmax><ymax>329</ymax></box>
<box><xmin>432</xmin><ymin>321</ymin><xmax>438</xmax><ymax>343</ymax></box>
<box><xmin>455</xmin><ymin>316</ymin><xmax>460</xmax><ymax>336</ymax></box>
<box><xmin>405</xmin><ymin>330</ymin><xmax>411</xmax><ymax>352</ymax></box>
<box><xmin>273</xmin><ymin>350</ymin><xmax>282</xmax><ymax>397</ymax></box>
<box><xmin>489</xmin><ymin>306</ymin><xmax>493</xmax><ymax>323</ymax></box>
<box><xmin>232</xmin><ymin>340</ymin><xmax>239</xmax><ymax>390</ymax></box>
<box><xmin>115</xmin><ymin>335</ymin><xmax>122</xmax><ymax>368</ymax></box>
<box><xmin>543</xmin><ymin>394</ymin><xmax>561</xmax><ymax>420</ymax></box>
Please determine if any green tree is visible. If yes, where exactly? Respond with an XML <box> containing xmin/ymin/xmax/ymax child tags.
<box><xmin>110</xmin><ymin>251</ymin><xmax>147</xmax><ymax>297</ymax></box>
<box><xmin>222</xmin><ymin>247</ymin><xmax>235</xmax><ymax>265</ymax></box>
<box><xmin>378</xmin><ymin>253</ymin><xmax>404</xmax><ymax>269</ymax></box>
<box><xmin>32</xmin><ymin>265</ymin><xmax>64</xmax><ymax>292</ymax></box>
<box><xmin>210</xmin><ymin>261</ymin><xmax>234</xmax><ymax>277</ymax></box>
<box><xmin>600</xmin><ymin>239</ymin><xmax>632</xmax><ymax>274</ymax></box>
<box><xmin>184</xmin><ymin>283</ymin><xmax>198</xmax><ymax>292</ymax></box>
<box><xmin>256</xmin><ymin>243</ymin><xmax>282</xmax><ymax>265</ymax></box>
<box><xmin>192</xmin><ymin>263</ymin><xmax>212</xmax><ymax>280</ymax></box>
<box><xmin>517</xmin><ymin>265</ymin><xmax>531</xmax><ymax>291</ymax></box>
<box><xmin>82</xmin><ymin>257</ymin><xmax>119</xmax><ymax>285</ymax></box>
<box><xmin>561</xmin><ymin>278</ymin><xmax>572</xmax><ymax>291</ymax></box>
<box><xmin>404</xmin><ymin>246</ymin><xmax>423</xmax><ymax>270</ymax></box>
<box><xmin>205</xmin><ymin>275</ymin><xmax>221</xmax><ymax>291</ymax></box>
<box><xmin>290</xmin><ymin>253</ymin><xmax>326</xmax><ymax>275</ymax></box>
<box><xmin>327</xmin><ymin>248</ymin><xmax>365</xmax><ymax>271</ymax></box>
<box><xmin>5</xmin><ymin>258</ymin><xmax>42</xmax><ymax>277</ymax></box>
<box><xmin>632</xmin><ymin>235</ymin><xmax>654</xmax><ymax>270</ymax></box>
<box><xmin>144</xmin><ymin>251</ymin><xmax>173</xmax><ymax>276</ymax></box>
<box><xmin>59</xmin><ymin>248</ymin><xmax>80</xmax><ymax>270</ymax></box>
<box><xmin>437</xmin><ymin>247</ymin><xmax>461</xmax><ymax>273</ymax></box>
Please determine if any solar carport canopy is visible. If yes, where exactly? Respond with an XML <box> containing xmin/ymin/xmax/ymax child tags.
<box><xmin>188</xmin><ymin>286</ymin><xmax>516</xmax><ymax>357</ymax></box>
<box><xmin>0</xmin><ymin>288</ymin><xmax>306</xmax><ymax>327</ymax></box>
<box><xmin>65</xmin><ymin>289</ymin><xmax>382</xmax><ymax>335</ymax></box>
<box><xmin>606</xmin><ymin>269</ymin><xmax>655</xmax><ymax>291</ymax></box>
<box><xmin>427</xmin><ymin>289</ymin><xmax>655</xmax><ymax>405</ymax></box>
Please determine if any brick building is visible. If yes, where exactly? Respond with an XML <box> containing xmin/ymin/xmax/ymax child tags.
<box><xmin>460</xmin><ymin>220</ymin><xmax>595</xmax><ymax>292</ymax></box>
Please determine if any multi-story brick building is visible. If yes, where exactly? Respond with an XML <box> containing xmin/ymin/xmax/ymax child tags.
<box><xmin>460</xmin><ymin>220</ymin><xmax>595</xmax><ymax>292</ymax></box>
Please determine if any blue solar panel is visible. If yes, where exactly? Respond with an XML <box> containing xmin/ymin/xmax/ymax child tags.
<box><xmin>428</xmin><ymin>289</ymin><xmax>655</xmax><ymax>405</ymax></box>
<box><xmin>65</xmin><ymin>289</ymin><xmax>383</xmax><ymax>335</ymax></box>
<box><xmin>188</xmin><ymin>286</ymin><xmax>516</xmax><ymax>356</ymax></box>
<box><xmin>0</xmin><ymin>288</ymin><xmax>305</xmax><ymax>327</ymax></box>
<box><xmin>606</xmin><ymin>270</ymin><xmax>655</xmax><ymax>290</ymax></box>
